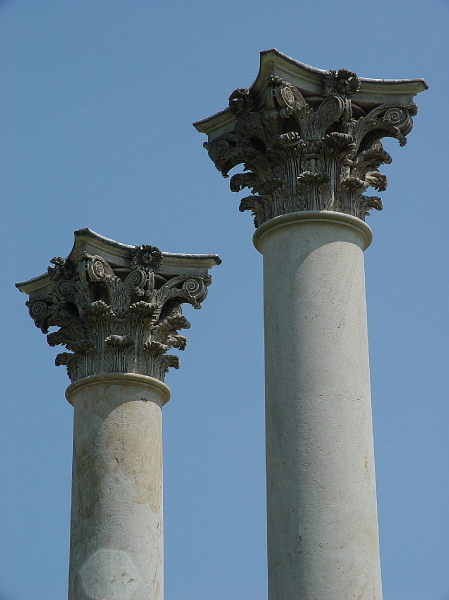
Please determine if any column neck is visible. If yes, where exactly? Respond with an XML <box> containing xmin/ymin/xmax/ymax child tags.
<box><xmin>65</xmin><ymin>372</ymin><xmax>171</xmax><ymax>406</ymax></box>
<box><xmin>253</xmin><ymin>210</ymin><xmax>373</xmax><ymax>254</ymax></box>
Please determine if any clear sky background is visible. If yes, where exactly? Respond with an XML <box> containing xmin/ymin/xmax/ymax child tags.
<box><xmin>0</xmin><ymin>1</ymin><xmax>448</xmax><ymax>599</ymax></box>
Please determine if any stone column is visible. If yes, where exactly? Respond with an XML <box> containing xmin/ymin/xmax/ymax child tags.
<box><xmin>17</xmin><ymin>228</ymin><xmax>220</xmax><ymax>600</ymax></box>
<box><xmin>256</xmin><ymin>211</ymin><xmax>377</xmax><ymax>599</ymax></box>
<box><xmin>195</xmin><ymin>49</ymin><xmax>427</xmax><ymax>600</ymax></box>
<box><xmin>66</xmin><ymin>373</ymin><xmax>168</xmax><ymax>600</ymax></box>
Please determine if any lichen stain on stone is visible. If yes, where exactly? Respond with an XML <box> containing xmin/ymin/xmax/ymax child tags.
<box><xmin>104</xmin><ymin>403</ymin><xmax>162</xmax><ymax>512</ymax></box>
<box><xmin>75</xmin><ymin>439</ymin><xmax>106</xmax><ymax>519</ymax></box>
<box><xmin>357</xmin><ymin>582</ymin><xmax>366</xmax><ymax>600</ymax></box>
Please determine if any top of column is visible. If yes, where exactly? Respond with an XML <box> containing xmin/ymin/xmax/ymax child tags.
<box><xmin>194</xmin><ymin>49</ymin><xmax>427</xmax><ymax>227</ymax></box>
<box><xmin>17</xmin><ymin>229</ymin><xmax>221</xmax><ymax>384</ymax></box>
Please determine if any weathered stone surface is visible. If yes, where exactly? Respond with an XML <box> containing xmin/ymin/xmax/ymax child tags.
<box><xmin>16</xmin><ymin>228</ymin><xmax>221</xmax><ymax>383</ymax></box>
<box><xmin>66</xmin><ymin>373</ymin><xmax>169</xmax><ymax>600</ymax></box>
<box><xmin>195</xmin><ymin>49</ymin><xmax>427</xmax><ymax>227</ymax></box>
<box><xmin>256</xmin><ymin>211</ymin><xmax>381</xmax><ymax>599</ymax></box>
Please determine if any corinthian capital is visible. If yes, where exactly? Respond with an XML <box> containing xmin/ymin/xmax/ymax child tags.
<box><xmin>17</xmin><ymin>229</ymin><xmax>220</xmax><ymax>383</ymax></box>
<box><xmin>195</xmin><ymin>49</ymin><xmax>427</xmax><ymax>227</ymax></box>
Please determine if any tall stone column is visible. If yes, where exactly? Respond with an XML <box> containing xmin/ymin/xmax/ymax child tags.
<box><xmin>195</xmin><ymin>49</ymin><xmax>427</xmax><ymax>600</ymax></box>
<box><xmin>17</xmin><ymin>228</ymin><xmax>220</xmax><ymax>600</ymax></box>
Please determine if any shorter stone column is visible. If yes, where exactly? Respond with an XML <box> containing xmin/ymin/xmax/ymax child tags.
<box><xmin>17</xmin><ymin>228</ymin><xmax>220</xmax><ymax>600</ymax></box>
<box><xmin>67</xmin><ymin>374</ymin><xmax>168</xmax><ymax>600</ymax></box>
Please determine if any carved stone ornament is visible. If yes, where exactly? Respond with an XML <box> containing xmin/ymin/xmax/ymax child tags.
<box><xmin>194</xmin><ymin>49</ymin><xmax>427</xmax><ymax>227</ymax></box>
<box><xmin>17</xmin><ymin>229</ymin><xmax>221</xmax><ymax>383</ymax></box>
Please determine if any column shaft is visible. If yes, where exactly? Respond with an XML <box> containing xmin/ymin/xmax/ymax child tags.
<box><xmin>66</xmin><ymin>374</ymin><xmax>170</xmax><ymax>600</ymax></box>
<box><xmin>255</xmin><ymin>212</ymin><xmax>382</xmax><ymax>600</ymax></box>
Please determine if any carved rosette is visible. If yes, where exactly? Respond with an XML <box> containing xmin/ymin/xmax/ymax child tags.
<box><xmin>26</xmin><ymin>247</ymin><xmax>211</xmax><ymax>383</ymax></box>
<box><xmin>205</xmin><ymin>71</ymin><xmax>418</xmax><ymax>226</ymax></box>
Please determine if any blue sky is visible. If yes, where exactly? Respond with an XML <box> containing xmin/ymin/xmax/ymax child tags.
<box><xmin>0</xmin><ymin>1</ymin><xmax>448</xmax><ymax>599</ymax></box>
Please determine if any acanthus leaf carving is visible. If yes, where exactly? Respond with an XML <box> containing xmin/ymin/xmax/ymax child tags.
<box><xmin>26</xmin><ymin>245</ymin><xmax>212</xmax><ymax>383</ymax></box>
<box><xmin>297</xmin><ymin>172</ymin><xmax>333</xmax><ymax>212</ymax></box>
<box><xmin>358</xmin><ymin>196</ymin><xmax>384</xmax><ymax>219</ymax></box>
<box><xmin>205</xmin><ymin>67</ymin><xmax>418</xmax><ymax>225</ymax></box>
<box><xmin>239</xmin><ymin>195</ymin><xmax>269</xmax><ymax>228</ymax></box>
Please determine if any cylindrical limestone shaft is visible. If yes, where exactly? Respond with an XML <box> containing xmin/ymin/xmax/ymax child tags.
<box><xmin>254</xmin><ymin>211</ymin><xmax>382</xmax><ymax>600</ymax></box>
<box><xmin>66</xmin><ymin>373</ymin><xmax>170</xmax><ymax>600</ymax></box>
